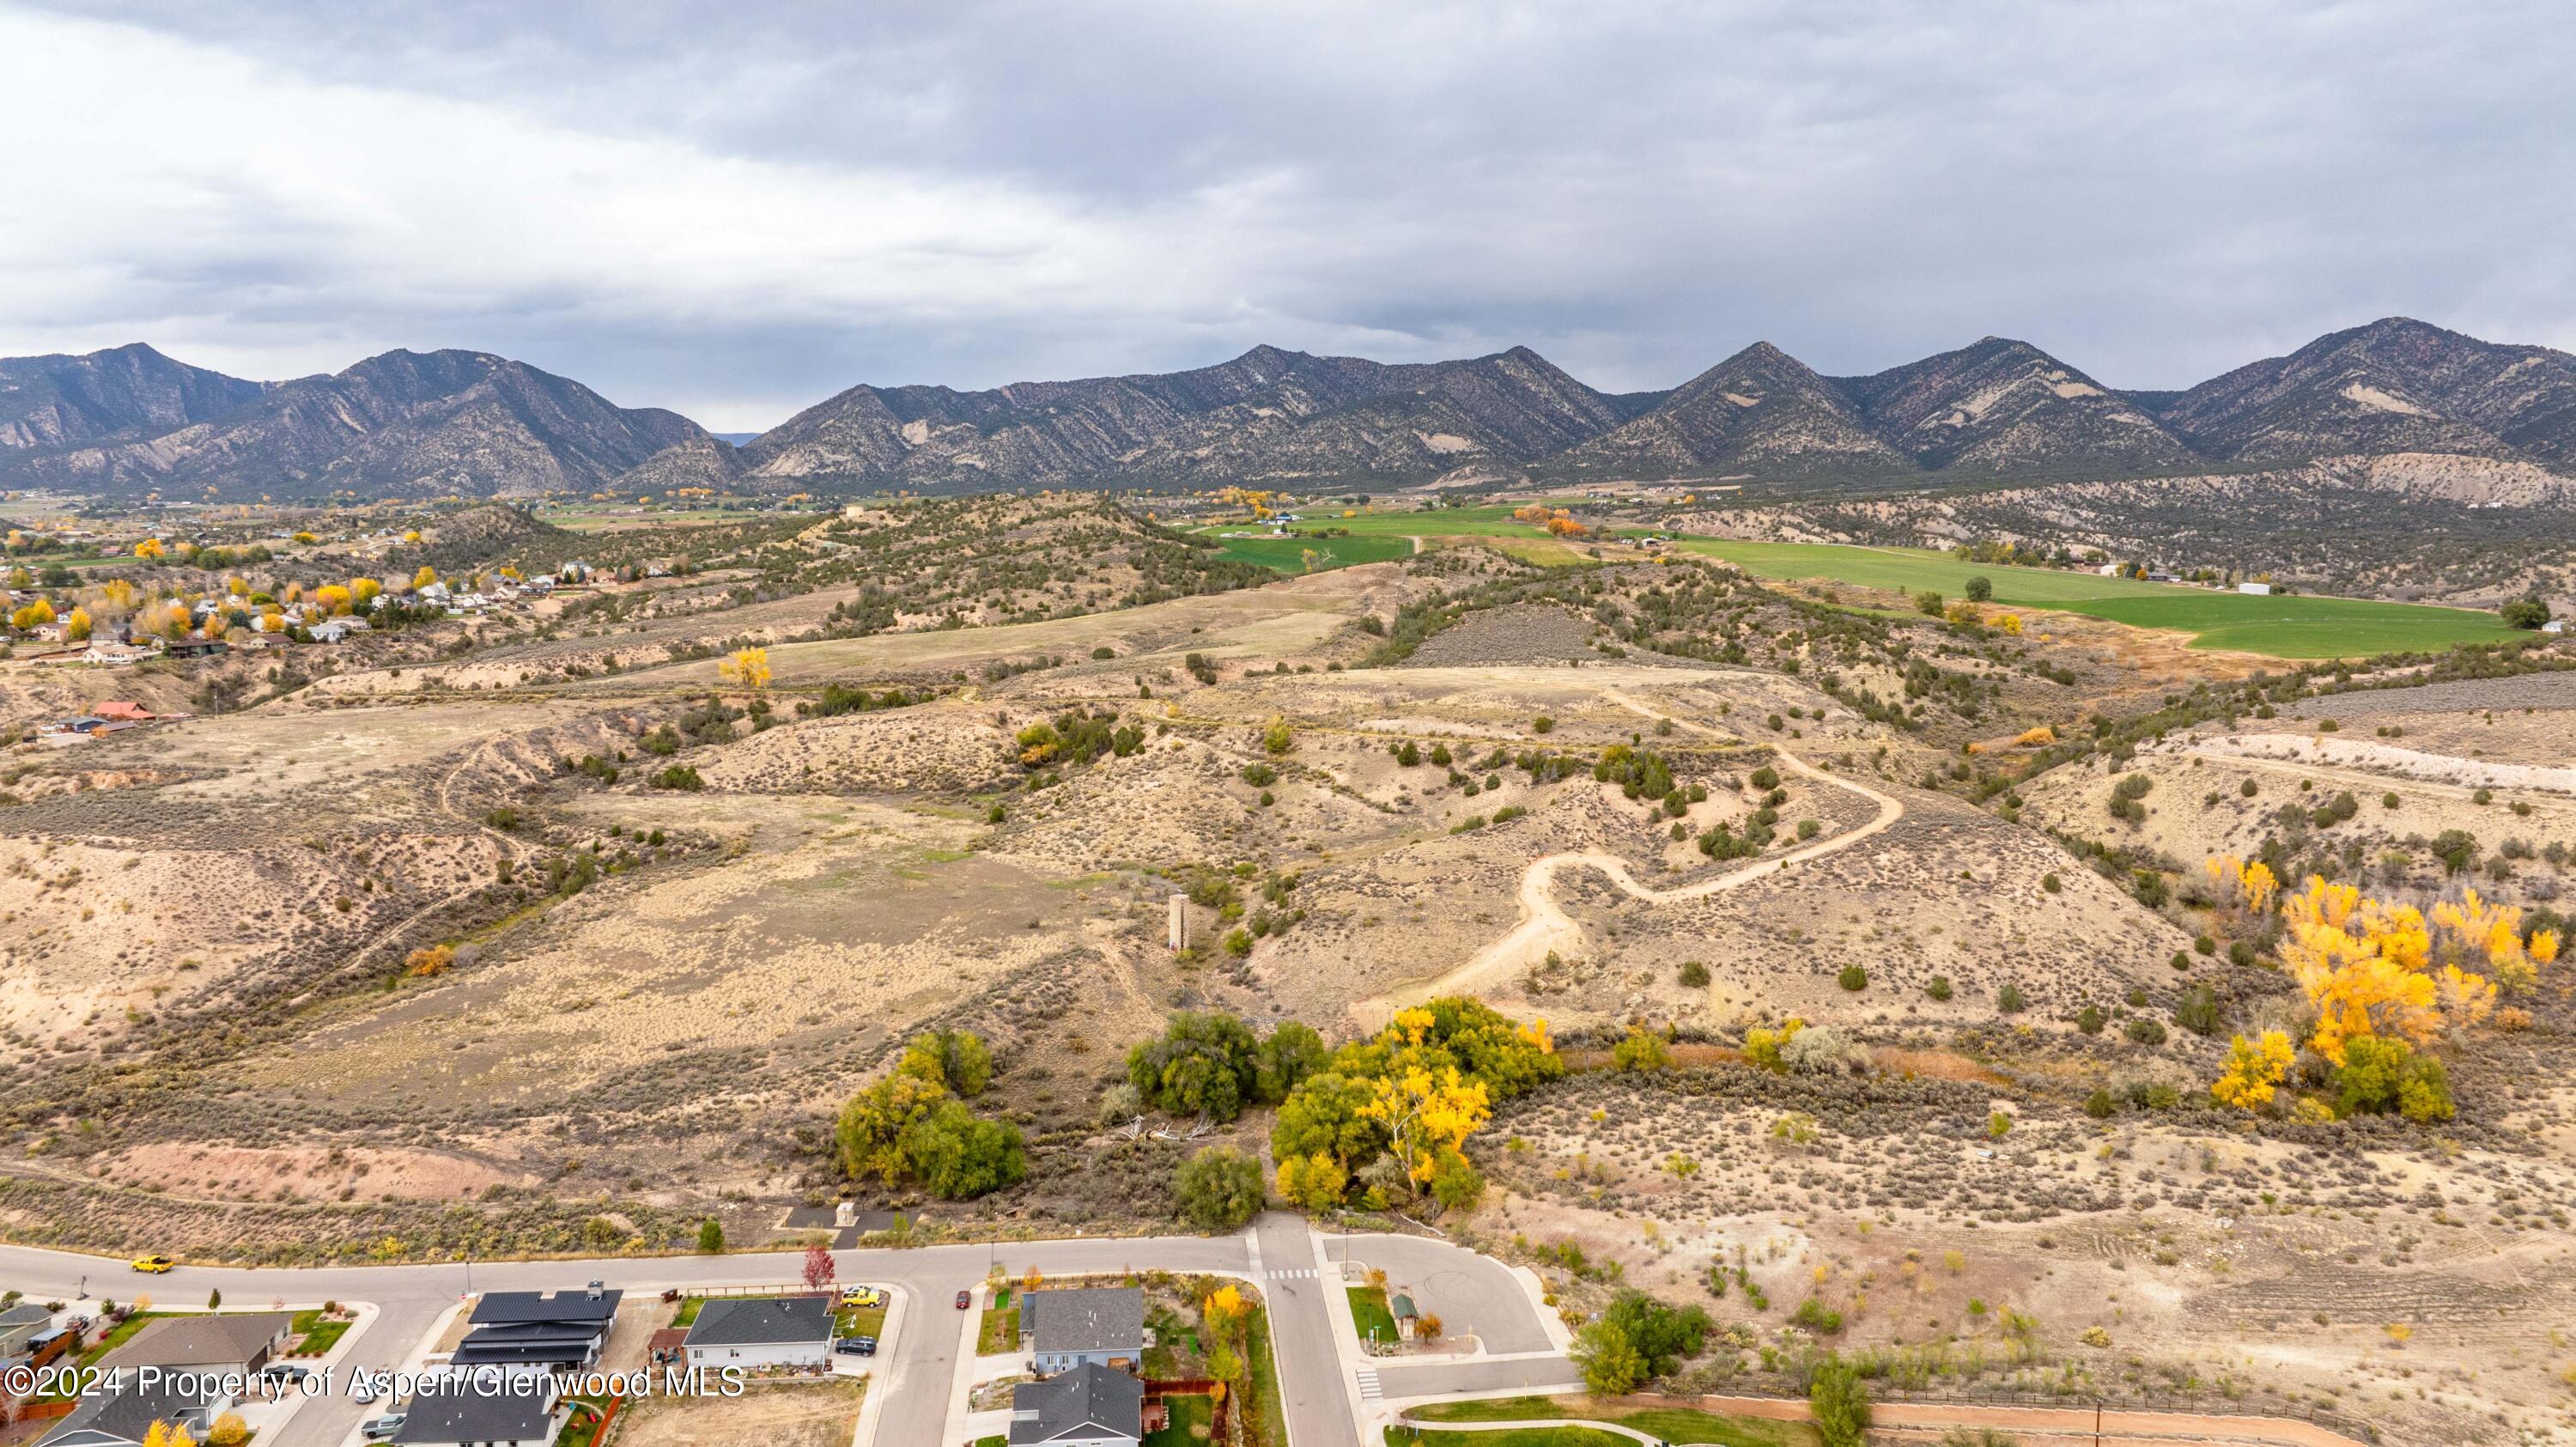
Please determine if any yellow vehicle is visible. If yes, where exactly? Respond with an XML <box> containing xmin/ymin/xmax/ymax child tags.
<box><xmin>838</xmin><ymin>1286</ymin><xmax>884</xmax><ymax>1310</ymax></box>
<box><xmin>131</xmin><ymin>1255</ymin><xmax>174</xmax><ymax>1274</ymax></box>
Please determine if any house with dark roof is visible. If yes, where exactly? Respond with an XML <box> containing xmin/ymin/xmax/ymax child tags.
<box><xmin>1019</xmin><ymin>1287</ymin><xmax>1145</xmax><ymax>1376</ymax></box>
<box><xmin>1008</xmin><ymin>1361</ymin><xmax>1143</xmax><ymax>1447</ymax></box>
<box><xmin>0</xmin><ymin>1301</ymin><xmax>51</xmax><ymax>1361</ymax></box>
<box><xmin>682</xmin><ymin>1296</ymin><xmax>833</xmax><ymax>1371</ymax></box>
<box><xmin>453</xmin><ymin>1286</ymin><xmax>621</xmax><ymax>1373</ymax></box>
<box><xmin>391</xmin><ymin>1371</ymin><xmax>562</xmax><ymax>1447</ymax></box>
<box><xmin>35</xmin><ymin>1374</ymin><xmax>222</xmax><ymax>1447</ymax></box>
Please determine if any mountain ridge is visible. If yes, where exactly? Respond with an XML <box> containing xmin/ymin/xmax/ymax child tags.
<box><xmin>6</xmin><ymin>316</ymin><xmax>2573</xmax><ymax>499</ymax></box>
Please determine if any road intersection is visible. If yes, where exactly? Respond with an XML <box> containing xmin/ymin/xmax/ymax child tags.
<box><xmin>0</xmin><ymin>1215</ymin><xmax>1577</xmax><ymax>1447</ymax></box>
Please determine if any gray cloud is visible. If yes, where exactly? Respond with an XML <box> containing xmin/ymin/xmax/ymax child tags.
<box><xmin>1</xmin><ymin>0</ymin><xmax>2570</xmax><ymax>429</ymax></box>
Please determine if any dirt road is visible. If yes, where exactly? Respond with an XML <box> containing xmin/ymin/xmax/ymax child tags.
<box><xmin>1354</xmin><ymin>687</ymin><xmax>1903</xmax><ymax>1026</ymax></box>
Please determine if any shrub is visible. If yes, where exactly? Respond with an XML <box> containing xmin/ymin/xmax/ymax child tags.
<box><xmin>2075</xmin><ymin>1004</ymin><xmax>2105</xmax><ymax>1035</ymax></box>
<box><xmin>650</xmin><ymin>764</ymin><xmax>706</xmax><ymax>791</ymax></box>
<box><xmin>1173</xmin><ymin>1146</ymin><xmax>1266</xmax><ymax>1231</ymax></box>
<box><xmin>1611</xmin><ymin>1027</ymin><xmax>1674</xmax><ymax>1073</ymax></box>
<box><xmin>2040</xmin><ymin>872</ymin><xmax>2062</xmax><ymax>894</ymax></box>
<box><xmin>2175</xmin><ymin>987</ymin><xmax>2221</xmax><ymax>1037</ymax></box>
<box><xmin>2125</xmin><ymin>1017</ymin><xmax>2168</xmax><ymax>1046</ymax></box>
<box><xmin>1837</xmin><ymin>964</ymin><xmax>1868</xmax><ymax>992</ymax></box>
<box><xmin>2228</xmin><ymin>939</ymin><xmax>2257</xmax><ymax>967</ymax></box>
<box><xmin>1791</xmin><ymin>1297</ymin><xmax>1845</xmax><ymax>1334</ymax></box>
<box><xmin>1809</xmin><ymin>1355</ymin><xmax>1872</xmax><ymax>1447</ymax></box>
<box><xmin>1926</xmin><ymin>975</ymin><xmax>1954</xmax><ymax>1001</ymax></box>
<box><xmin>1996</xmin><ymin>982</ymin><xmax>2026</xmax><ymax>1013</ymax></box>
<box><xmin>1679</xmin><ymin>960</ymin><xmax>1711</xmax><ymax>988</ymax></box>
<box><xmin>2084</xmin><ymin>1088</ymin><xmax>2116</xmax><ymax>1118</ymax></box>
<box><xmin>2333</xmin><ymin>1037</ymin><xmax>2454</xmax><ymax>1122</ymax></box>
<box><xmin>1531</xmin><ymin>715</ymin><xmax>1554</xmax><ymax>733</ymax></box>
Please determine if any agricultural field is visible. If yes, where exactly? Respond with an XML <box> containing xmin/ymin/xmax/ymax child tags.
<box><xmin>1674</xmin><ymin>538</ymin><xmax>2522</xmax><ymax>657</ymax></box>
<box><xmin>1196</xmin><ymin>530</ymin><xmax>1416</xmax><ymax>571</ymax></box>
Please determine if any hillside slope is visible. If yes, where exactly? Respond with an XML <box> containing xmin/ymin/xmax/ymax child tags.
<box><xmin>1</xmin><ymin>350</ymin><xmax>706</xmax><ymax>498</ymax></box>
<box><xmin>0</xmin><ymin>344</ymin><xmax>268</xmax><ymax>453</ymax></box>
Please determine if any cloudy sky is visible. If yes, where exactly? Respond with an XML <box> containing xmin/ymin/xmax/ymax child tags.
<box><xmin>2</xmin><ymin>1</ymin><xmax>2570</xmax><ymax>430</ymax></box>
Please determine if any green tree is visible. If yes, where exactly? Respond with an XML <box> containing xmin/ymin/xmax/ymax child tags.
<box><xmin>1253</xmin><ymin>1020</ymin><xmax>1328</xmax><ymax>1103</ymax></box>
<box><xmin>1127</xmin><ymin>1012</ymin><xmax>1262</xmax><ymax>1120</ymax></box>
<box><xmin>900</xmin><ymin>1030</ymin><xmax>994</xmax><ymax>1097</ymax></box>
<box><xmin>1427</xmin><ymin>1149</ymin><xmax>1485</xmax><ymax>1213</ymax></box>
<box><xmin>696</xmin><ymin>1218</ymin><xmax>726</xmax><ymax>1254</ymax></box>
<box><xmin>2333</xmin><ymin>1037</ymin><xmax>2455</xmax><ymax>1122</ymax></box>
<box><xmin>1600</xmin><ymin>1290</ymin><xmax>1713</xmax><ymax>1377</ymax></box>
<box><xmin>1573</xmin><ymin>1318</ymin><xmax>1648</xmax><ymax>1395</ymax></box>
<box><xmin>2500</xmin><ymin>596</ymin><xmax>2551</xmax><ymax>629</ymax></box>
<box><xmin>1270</xmin><ymin>1072</ymin><xmax>1382</xmax><ymax>1164</ymax></box>
<box><xmin>1809</xmin><ymin>1354</ymin><xmax>1873</xmax><ymax>1447</ymax></box>
<box><xmin>837</xmin><ymin>1072</ymin><xmax>950</xmax><ymax>1183</ymax></box>
<box><xmin>1174</xmin><ymin>1146</ymin><xmax>1267</xmax><ymax>1230</ymax></box>
<box><xmin>900</xmin><ymin>1100</ymin><xmax>1027</xmax><ymax>1199</ymax></box>
<box><xmin>1965</xmin><ymin>575</ymin><xmax>1993</xmax><ymax>603</ymax></box>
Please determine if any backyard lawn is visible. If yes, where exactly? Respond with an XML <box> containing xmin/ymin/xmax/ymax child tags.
<box><xmin>289</xmin><ymin>1310</ymin><xmax>351</xmax><ymax>1356</ymax></box>
<box><xmin>1145</xmin><ymin>1393</ymin><xmax>1218</xmax><ymax>1447</ymax></box>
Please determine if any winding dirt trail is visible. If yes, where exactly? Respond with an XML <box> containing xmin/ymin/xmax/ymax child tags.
<box><xmin>1353</xmin><ymin>688</ymin><xmax>1903</xmax><ymax>1027</ymax></box>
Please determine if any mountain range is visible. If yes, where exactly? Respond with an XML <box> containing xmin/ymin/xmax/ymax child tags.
<box><xmin>4</xmin><ymin>318</ymin><xmax>2572</xmax><ymax>500</ymax></box>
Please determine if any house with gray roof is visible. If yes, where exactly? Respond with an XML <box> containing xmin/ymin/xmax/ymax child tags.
<box><xmin>1019</xmin><ymin>1287</ymin><xmax>1145</xmax><ymax>1376</ymax></box>
<box><xmin>392</xmin><ymin>1371</ymin><xmax>562</xmax><ymax>1447</ymax></box>
<box><xmin>683</xmin><ymin>1296</ymin><xmax>833</xmax><ymax>1371</ymax></box>
<box><xmin>1007</xmin><ymin>1361</ymin><xmax>1143</xmax><ymax>1447</ymax></box>
<box><xmin>1</xmin><ymin>1301</ymin><xmax>51</xmax><ymax>1361</ymax></box>
<box><xmin>36</xmin><ymin>1374</ymin><xmax>222</xmax><ymax>1447</ymax></box>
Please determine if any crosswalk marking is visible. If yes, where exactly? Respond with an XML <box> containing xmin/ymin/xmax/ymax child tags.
<box><xmin>1354</xmin><ymin>1367</ymin><xmax>1382</xmax><ymax>1401</ymax></box>
<box><xmin>1267</xmin><ymin>1267</ymin><xmax>1318</xmax><ymax>1280</ymax></box>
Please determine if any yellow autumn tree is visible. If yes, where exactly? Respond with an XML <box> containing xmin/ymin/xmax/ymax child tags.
<box><xmin>1998</xmin><ymin>613</ymin><xmax>2023</xmax><ymax>635</ymax></box>
<box><xmin>133</xmin><ymin>538</ymin><xmax>166</xmax><ymax>558</ymax></box>
<box><xmin>2204</xmin><ymin>854</ymin><xmax>2279</xmax><ymax>920</ymax></box>
<box><xmin>311</xmin><ymin>584</ymin><xmax>352</xmax><ymax>616</ymax></box>
<box><xmin>413</xmin><ymin>565</ymin><xmax>438</xmax><ymax>589</ymax></box>
<box><xmin>2277</xmin><ymin>877</ymin><xmax>2509</xmax><ymax>1063</ymax></box>
<box><xmin>2431</xmin><ymin>888</ymin><xmax>2546</xmax><ymax>994</ymax></box>
<box><xmin>720</xmin><ymin>646</ymin><xmax>772</xmax><ymax>691</ymax></box>
<box><xmin>2210</xmin><ymin>1031</ymin><xmax>2294</xmax><ymax>1111</ymax></box>
<box><xmin>351</xmin><ymin>576</ymin><xmax>383</xmax><ymax>606</ymax></box>
<box><xmin>1356</xmin><ymin>1061</ymin><xmax>1490</xmax><ymax>1186</ymax></box>
<box><xmin>65</xmin><ymin>605</ymin><xmax>93</xmax><ymax>641</ymax></box>
<box><xmin>201</xmin><ymin>611</ymin><xmax>228</xmax><ymax>640</ymax></box>
<box><xmin>1275</xmin><ymin>1152</ymin><xmax>1347</xmax><ymax>1210</ymax></box>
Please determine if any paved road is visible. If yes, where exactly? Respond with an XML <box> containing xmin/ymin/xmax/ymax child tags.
<box><xmin>2</xmin><ymin>1222</ymin><xmax>1552</xmax><ymax>1447</ymax></box>
<box><xmin>1324</xmin><ymin>1233</ymin><xmax>1558</xmax><ymax>1356</ymax></box>
<box><xmin>1254</xmin><ymin>1213</ymin><xmax>1360</xmax><ymax>1447</ymax></box>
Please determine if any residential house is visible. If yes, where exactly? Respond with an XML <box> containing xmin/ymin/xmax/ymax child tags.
<box><xmin>93</xmin><ymin>702</ymin><xmax>158</xmax><ymax>721</ymax></box>
<box><xmin>391</xmin><ymin>1371</ymin><xmax>563</xmax><ymax>1447</ymax></box>
<box><xmin>1007</xmin><ymin>1361</ymin><xmax>1144</xmax><ymax>1447</ymax></box>
<box><xmin>105</xmin><ymin>1312</ymin><xmax>292</xmax><ymax>1376</ymax></box>
<box><xmin>453</xmin><ymin>1286</ymin><xmax>621</xmax><ymax>1373</ymax></box>
<box><xmin>39</xmin><ymin>1313</ymin><xmax>295</xmax><ymax>1447</ymax></box>
<box><xmin>1</xmin><ymin>1301</ymin><xmax>51</xmax><ymax>1362</ymax></box>
<box><xmin>82</xmin><ymin>642</ymin><xmax>147</xmax><ymax>666</ymax></box>
<box><xmin>681</xmin><ymin>1296</ymin><xmax>833</xmax><ymax>1371</ymax></box>
<box><xmin>1019</xmin><ymin>1287</ymin><xmax>1145</xmax><ymax>1376</ymax></box>
<box><xmin>2544</xmin><ymin>619</ymin><xmax>2567</xmax><ymax>635</ymax></box>
<box><xmin>35</xmin><ymin>1374</ymin><xmax>223</xmax><ymax>1447</ymax></box>
<box><xmin>163</xmin><ymin>638</ymin><xmax>228</xmax><ymax>660</ymax></box>
<box><xmin>307</xmin><ymin>620</ymin><xmax>351</xmax><ymax>642</ymax></box>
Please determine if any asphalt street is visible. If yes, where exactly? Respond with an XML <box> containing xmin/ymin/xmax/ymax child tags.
<box><xmin>1</xmin><ymin>1217</ymin><xmax>1562</xmax><ymax>1447</ymax></box>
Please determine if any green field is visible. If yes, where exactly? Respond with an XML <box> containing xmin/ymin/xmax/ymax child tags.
<box><xmin>1346</xmin><ymin>1286</ymin><xmax>1400</xmax><ymax>1348</ymax></box>
<box><xmin>1199</xmin><ymin>532</ymin><xmax>1417</xmax><ymax>571</ymax></box>
<box><xmin>1674</xmin><ymin>539</ymin><xmax>2520</xmax><ymax>659</ymax></box>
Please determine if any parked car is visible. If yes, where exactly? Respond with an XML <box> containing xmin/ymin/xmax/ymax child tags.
<box><xmin>352</xmin><ymin>1374</ymin><xmax>381</xmax><ymax>1404</ymax></box>
<box><xmin>839</xmin><ymin>1286</ymin><xmax>884</xmax><ymax>1309</ymax></box>
<box><xmin>834</xmin><ymin>1336</ymin><xmax>878</xmax><ymax>1357</ymax></box>
<box><xmin>129</xmin><ymin>1255</ymin><xmax>173</xmax><ymax>1274</ymax></box>
<box><xmin>955</xmin><ymin>1289</ymin><xmax>972</xmax><ymax>1310</ymax></box>
<box><xmin>257</xmin><ymin>1363</ymin><xmax>312</xmax><ymax>1385</ymax></box>
<box><xmin>361</xmin><ymin>1414</ymin><xmax>407</xmax><ymax>1441</ymax></box>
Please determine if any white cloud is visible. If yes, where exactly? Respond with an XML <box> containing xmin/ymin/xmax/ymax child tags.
<box><xmin>1</xmin><ymin>1</ymin><xmax>2572</xmax><ymax>429</ymax></box>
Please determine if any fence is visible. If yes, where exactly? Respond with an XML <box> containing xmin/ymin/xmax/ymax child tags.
<box><xmin>1870</xmin><ymin>1386</ymin><xmax>2380</xmax><ymax>1444</ymax></box>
